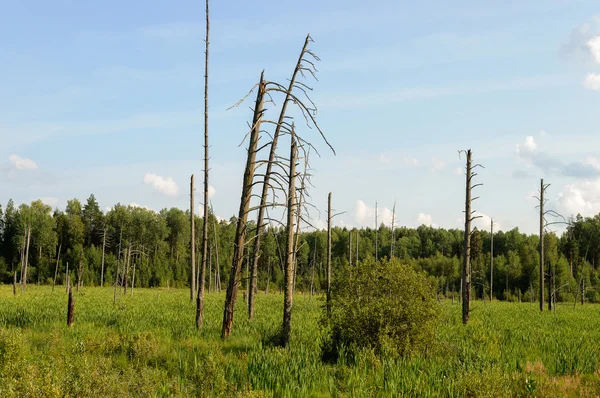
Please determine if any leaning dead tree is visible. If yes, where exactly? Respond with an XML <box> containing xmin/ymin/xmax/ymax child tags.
<box><xmin>196</xmin><ymin>0</ymin><xmax>210</xmax><ymax>329</ymax></box>
<box><xmin>221</xmin><ymin>35</ymin><xmax>334</xmax><ymax>337</ymax></box>
<box><xmin>459</xmin><ymin>149</ymin><xmax>483</xmax><ymax>325</ymax></box>
<box><xmin>220</xmin><ymin>71</ymin><xmax>266</xmax><ymax>336</ymax></box>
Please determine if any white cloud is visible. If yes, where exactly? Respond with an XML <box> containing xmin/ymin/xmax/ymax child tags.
<box><xmin>130</xmin><ymin>202</ymin><xmax>153</xmax><ymax>211</ymax></box>
<box><xmin>583</xmin><ymin>73</ymin><xmax>600</xmax><ymax>90</ymax></box>
<box><xmin>378</xmin><ymin>154</ymin><xmax>418</xmax><ymax>167</ymax></box>
<box><xmin>556</xmin><ymin>178</ymin><xmax>600</xmax><ymax>217</ymax></box>
<box><xmin>143</xmin><ymin>172</ymin><xmax>179</xmax><ymax>197</ymax></box>
<box><xmin>588</xmin><ymin>37</ymin><xmax>600</xmax><ymax>64</ymax></box>
<box><xmin>456</xmin><ymin>212</ymin><xmax>497</xmax><ymax>231</ymax></box>
<box><xmin>39</xmin><ymin>197</ymin><xmax>58</xmax><ymax>207</ymax></box>
<box><xmin>403</xmin><ymin>157</ymin><xmax>418</xmax><ymax>167</ymax></box>
<box><xmin>354</xmin><ymin>200</ymin><xmax>396</xmax><ymax>228</ymax></box>
<box><xmin>455</xmin><ymin>166</ymin><xmax>463</xmax><ymax>176</ymax></box>
<box><xmin>416</xmin><ymin>213</ymin><xmax>438</xmax><ymax>228</ymax></box>
<box><xmin>539</xmin><ymin>130</ymin><xmax>547</xmax><ymax>137</ymax></box>
<box><xmin>9</xmin><ymin>154</ymin><xmax>38</xmax><ymax>170</ymax></box>
<box><xmin>379</xmin><ymin>153</ymin><xmax>392</xmax><ymax>165</ymax></box>
<box><xmin>430</xmin><ymin>158</ymin><xmax>446</xmax><ymax>172</ymax></box>
<box><xmin>515</xmin><ymin>135</ymin><xmax>537</xmax><ymax>155</ymax></box>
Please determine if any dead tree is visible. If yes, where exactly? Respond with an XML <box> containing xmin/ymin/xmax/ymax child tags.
<box><xmin>390</xmin><ymin>200</ymin><xmax>396</xmax><ymax>259</ymax></box>
<box><xmin>52</xmin><ymin>241</ymin><xmax>62</xmax><ymax>292</ymax></box>
<box><xmin>190</xmin><ymin>174</ymin><xmax>196</xmax><ymax>301</ymax></box>
<box><xmin>67</xmin><ymin>284</ymin><xmax>75</xmax><ymax>326</ymax></box>
<box><xmin>197</xmin><ymin>0</ymin><xmax>211</xmax><ymax>329</ymax></box>
<box><xmin>76</xmin><ymin>251</ymin><xmax>83</xmax><ymax>293</ymax></box>
<box><xmin>100</xmin><ymin>228</ymin><xmax>107</xmax><ymax>287</ymax></box>
<box><xmin>248</xmin><ymin>34</ymin><xmax>316</xmax><ymax>320</ymax></box>
<box><xmin>375</xmin><ymin>202</ymin><xmax>378</xmax><ymax>262</ymax></box>
<box><xmin>490</xmin><ymin>219</ymin><xmax>494</xmax><ymax>301</ymax></box>
<box><xmin>326</xmin><ymin>193</ymin><xmax>332</xmax><ymax>316</ymax></box>
<box><xmin>282</xmin><ymin>134</ymin><xmax>298</xmax><ymax>347</ymax></box>
<box><xmin>65</xmin><ymin>261</ymin><xmax>69</xmax><ymax>294</ymax></box>
<box><xmin>220</xmin><ymin>71</ymin><xmax>266</xmax><ymax>336</ymax></box>
<box><xmin>459</xmin><ymin>149</ymin><xmax>483</xmax><ymax>325</ymax></box>
<box><xmin>22</xmin><ymin>226</ymin><xmax>31</xmax><ymax>291</ymax></box>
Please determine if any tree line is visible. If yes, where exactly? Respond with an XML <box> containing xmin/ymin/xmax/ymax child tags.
<box><xmin>1</xmin><ymin>194</ymin><xmax>599</xmax><ymax>304</ymax></box>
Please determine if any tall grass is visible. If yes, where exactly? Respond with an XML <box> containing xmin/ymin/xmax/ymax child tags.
<box><xmin>0</xmin><ymin>286</ymin><xmax>599</xmax><ymax>397</ymax></box>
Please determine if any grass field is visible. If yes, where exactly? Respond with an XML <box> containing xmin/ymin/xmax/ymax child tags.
<box><xmin>1</xmin><ymin>286</ymin><xmax>600</xmax><ymax>397</ymax></box>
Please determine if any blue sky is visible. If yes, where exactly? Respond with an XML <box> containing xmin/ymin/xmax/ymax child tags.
<box><xmin>1</xmin><ymin>0</ymin><xmax>600</xmax><ymax>234</ymax></box>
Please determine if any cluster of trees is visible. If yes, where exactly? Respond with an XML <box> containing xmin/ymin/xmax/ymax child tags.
<box><xmin>1</xmin><ymin>194</ymin><xmax>599</xmax><ymax>304</ymax></box>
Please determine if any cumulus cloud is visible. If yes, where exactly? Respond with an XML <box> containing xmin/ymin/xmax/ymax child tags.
<box><xmin>130</xmin><ymin>202</ymin><xmax>153</xmax><ymax>211</ymax></box>
<box><xmin>455</xmin><ymin>212</ymin><xmax>498</xmax><ymax>231</ymax></box>
<box><xmin>143</xmin><ymin>172</ymin><xmax>179</xmax><ymax>197</ymax></box>
<box><xmin>455</xmin><ymin>167</ymin><xmax>463</xmax><ymax>176</ymax></box>
<box><xmin>556</xmin><ymin>178</ymin><xmax>600</xmax><ymax>217</ymax></box>
<box><xmin>583</xmin><ymin>73</ymin><xmax>600</xmax><ymax>90</ymax></box>
<box><xmin>416</xmin><ymin>213</ymin><xmax>437</xmax><ymax>228</ymax></box>
<box><xmin>354</xmin><ymin>200</ymin><xmax>396</xmax><ymax>228</ymax></box>
<box><xmin>9</xmin><ymin>154</ymin><xmax>37</xmax><ymax>170</ymax></box>
<box><xmin>403</xmin><ymin>157</ymin><xmax>418</xmax><ymax>167</ymax></box>
<box><xmin>561</xmin><ymin>19</ymin><xmax>600</xmax><ymax>64</ymax></box>
<box><xmin>39</xmin><ymin>197</ymin><xmax>58</xmax><ymax>207</ymax></box>
<box><xmin>515</xmin><ymin>135</ymin><xmax>600</xmax><ymax>178</ymax></box>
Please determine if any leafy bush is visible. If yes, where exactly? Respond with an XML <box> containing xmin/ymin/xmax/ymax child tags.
<box><xmin>323</xmin><ymin>258</ymin><xmax>439</xmax><ymax>359</ymax></box>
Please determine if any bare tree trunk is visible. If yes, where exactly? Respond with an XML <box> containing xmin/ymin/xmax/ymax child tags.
<box><xmin>53</xmin><ymin>242</ymin><xmax>62</xmax><ymax>292</ymax></box>
<box><xmin>76</xmin><ymin>251</ymin><xmax>83</xmax><ymax>293</ymax></box>
<box><xmin>248</xmin><ymin>35</ymin><xmax>312</xmax><ymax>320</ymax></box>
<box><xmin>190</xmin><ymin>174</ymin><xmax>196</xmax><ymax>301</ymax></box>
<box><xmin>390</xmin><ymin>200</ymin><xmax>396</xmax><ymax>259</ymax></box>
<box><xmin>65</xmin><ymin>261</ymin><xmax>69</xmax><ymax>293</ymax></box>
<box><xmin>22</xmin><ymin>226</ymin><xmax>31</xmax><ymax>291</ymax></box>
<box><xmin>100</xmin><ymin>229</ymin><xmax>106</xmax><ymax>287</ymax></box>
<box><xmin>114</xmin><ymin>226</ymin><xmax>123</xmax><ymax>304</ymax></box>
<box><xmin>462</xmin><ymin>150</ymin><xmax>472</xmax><ymax>324</ymax></box>
<box><xmin>131</xmin><ymin>250</ymin><xmax>138</xmax><ymax>296</ymax></box>
<box><xmin>67</xmin><ymin>284</ymin><xmax>74</xmax><ymax>326</ymax></box>
<box><xmin>282</xmin><ymin>135</ymin><xmax>298</xmax><ymax>347</ymax></box>
<box><xmin>539</xmin><ymin>178</ymin><xmax>545</xmax><ymax>312</ymax></box>
<box><xmin>490</xmin><ymin>219</ymin><xmax>494</xmax><ymax>301</ymax></box>
<box><xmin>375</xmin><ymin>201</ymin><xmax>378</xmax><ymax>262</ymax></box>
<box><xmin>124</xmin><ymin>245</ymin><xmax>131</xmax><ymax>295</ymax></box>
<box><xmin>221</xmin><ymin>71</ymin><xmax>265</xmax><ymax>336</ymax></box>
<box><xmin>208</xmin><ymin>242</ymin><xmax>213</xmax><ymax>293</ymax></box>
<box><xmin>197</xmin><ymin>0</ymin><xmax>211</xmax><ymax>328</ymax></box>
<box><xmin>326</xmin><ymin>192</ymin><xmax>332</xmax><ymax>316</ymax></box>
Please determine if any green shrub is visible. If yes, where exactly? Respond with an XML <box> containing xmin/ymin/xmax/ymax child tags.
<box><xmin>323</xmin><ymin>258</ymin><xmax>439</xmax><ymax>359</ymax></box>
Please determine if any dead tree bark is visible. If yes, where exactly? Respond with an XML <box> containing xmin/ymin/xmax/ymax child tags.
<box><xmin>390</xmin><ymin>200</ymin><xmax>396</xmax><ymax>259</ymax></box>
<box><xmin>65</xmin><ymin>261</ymin><xmax>69</xmax><ymax>293</ymax></box>
<box><xmin>67</xmin><ymin>284</ymin><xmax>74</xmax><ymax>326</ymax></box>
<box><xmin>490</xmin><ymin>219</ymin><xmax>494</xmax><ymax>301</ymax></box>
<box><xmin>52</xmin><ymin>242</ymin><xmax>62</xmax><ymax>292</ymax></box>
<box><xmin>190</xmin><ymin>174</ymin><xmax>196</xmax><ymax>301</ymax></box>
<box><xmin>326</xmin><ymin>192</ymin><xmax>332</xmax><ymax>316</ymax></box>
<box><xmin>282</xmin><ymin>135</ymin><xmax>298</xmax><ymax>347</ymax></box>
<box><xmin>375</xmin><ymin>201</ymin><xmax>378</xmax><ymax>262</ymax></box>
<box><xmin>461</xmin><ymin>149</ymin><xmax>482</xmax><ymax>325</ymax></box>
<box><xmin>197</xmin><ymin>0</ymin><xmax>211</xmax><ymax>328</ymax></box>
<box><xmin>124</xmin><ymin>245</ymin><xmax>131</xmax><ymax>295</ymax></box>
<box><xmin>22</xmin><ymin>226</ymin><xmax>31</xmax><ymax>291</ymax></box>
<box><xmin>539</xmin><ymin>178</ymin><xmax>546</xmax><ymax>312</ymax></box>
<box><xmin>100</xmin><ymin>228</ymin><xmax>106</xmax><ymax>287</ymax></box>
<box><xmin>248</xmin><ymin>35</ymin><xmax>312</xmax><ymax>320</ymax></box>
<box><xmin>220</xmin><ymin>71</ymin><xmax>266</xmax><ymax>336</ymax></box>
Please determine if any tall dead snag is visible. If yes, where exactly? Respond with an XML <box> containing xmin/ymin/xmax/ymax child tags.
<box><xmin>67</xmin><ymin>284</ymin><xmax>74</xmax><ymax>326</ymax></box>
<box><xmin>375</xmin><ymin>202</ymin><xmax>378</xmax><ymax>262</ymax></box>
<box><xmin>52</xmin><ymin>242</ymin><xmax>62</xmax><ymax>292</ymax></box>
<box><xmin>248</xmin><ymin>35</ymin><xmax>313</xmax><ymax>320</ymax></box>
<box><xmin>220</xmin><ymin>71</ymin><xmax>266</xmax><ymax>336</ymax></box>
<box><xmin>490</xmin><ymin>219</ymin><xmax>494</xmax><ymax>301</ymax></box>
<box><xmin>326</xmin><ymin>192</ymin><xmax>332</xmax><ymax>316</ymax></box>
<box><xmin>197</xmin><ymin>0</ymin><xmax>211</xmax><ymax>329</ymax></box>
<box><xmin>390</xmin><ymin>200</ymin><xmax>396</xmax><ymax>259</ymax></box>
<box><xmin>22</xmin><ymin>226</ymin><xmax>31</xmax><ymax>291</ymax></box>
<box><xmin>190</xmin><ymin>174</ymin><xmax>196</xmax><ymax>302</ymax></box>
<box><xmin>100</xmin><ymin>228</ymin><xmax>106</xmax><ymax>287</ymax></box>
<box><xmin>282</xmin><ymin>134</ymin><xmax>298</xmax><ymax>347</ymax></box>
<box><xmin>539</xmin><ymin>179</ymin><xmax>545</xmax><ymax>311</ymax></box>
<box><xmin>460</xmin><ymin>149</ymin><xmax>483</xmax><ymax>325</ymax></box>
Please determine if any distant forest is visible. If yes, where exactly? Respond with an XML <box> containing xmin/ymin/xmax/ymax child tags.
<box><xmin>1</xmin><ymin>194</ymin><xmax>599</xmax><ymax>302</ymax></box>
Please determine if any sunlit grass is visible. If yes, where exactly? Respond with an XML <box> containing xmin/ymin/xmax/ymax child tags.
<box><xmin>1</xmin><ymin>286</ymin><xmax>600</xmax><ymax>397</ymax></box>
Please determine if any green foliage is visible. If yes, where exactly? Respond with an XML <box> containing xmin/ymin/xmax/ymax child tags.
<box><xmin>324</xmin><ymin>258</ymin><xmax>439</xmax><ymax>358</ymax></box>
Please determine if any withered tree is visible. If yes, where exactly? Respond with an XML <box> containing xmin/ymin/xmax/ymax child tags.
<box><xmin>459</xmin><ymin>149</ymin><xmax>483</xmax><ymax>325</ymax></box>
<box><xmin>196</xmin><ymin>0</ymin><xmax>211</xmax><ymax>328</ymax></box>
